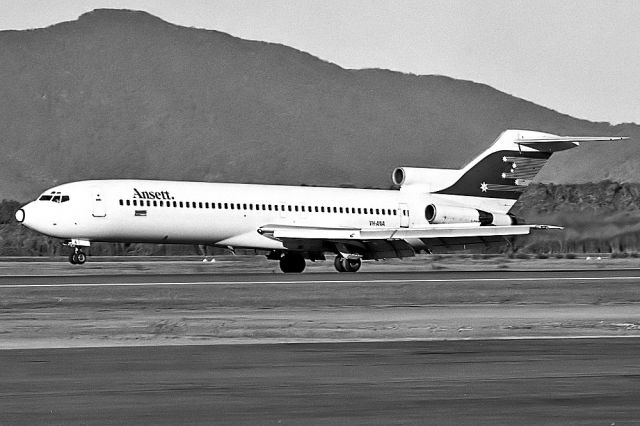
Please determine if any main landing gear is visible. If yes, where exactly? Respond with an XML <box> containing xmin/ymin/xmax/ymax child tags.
<box><xmin>334</xmin><ymin>255</ymin><xmax>361</xmax><ymax>273</ymax></box>
<box><xmin>279</xmin><ymin>252</ymin><xmax>306</xmax><ymax>273</ymax></box>
<box><xmin>68</xmin><ymin>248</ymin><xmax>87</xmax><ymax>265</ymax></box>
<box><xmin>272</xmin><ymin>252</ymin><xmax>361</xmax><ymax>273</ymax></box>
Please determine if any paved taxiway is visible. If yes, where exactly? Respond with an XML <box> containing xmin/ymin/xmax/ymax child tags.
<box><xmin>1</xmin><ymin>264</ymin><xmax>640</xmax><ymax>423</ymax></box>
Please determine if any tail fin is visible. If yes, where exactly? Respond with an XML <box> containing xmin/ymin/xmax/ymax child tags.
<box><xmin>393</xmin><ymin>129</ymin><xmax>626</xmax><ymax>200</ymax></box>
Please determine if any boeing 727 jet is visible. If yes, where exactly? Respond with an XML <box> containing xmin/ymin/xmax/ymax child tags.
<box><xmin>15</xmin><ymin>130</ymin><xmax>626</xmax><ymax>272</ymax></box>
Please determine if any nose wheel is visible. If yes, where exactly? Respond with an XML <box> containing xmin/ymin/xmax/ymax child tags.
<box><xmin>68</xmin><ymin>249</ymin><xmax>87</xmax><ymax>265</ymax></box>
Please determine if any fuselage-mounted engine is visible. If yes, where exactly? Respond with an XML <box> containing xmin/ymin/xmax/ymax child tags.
<box><xmin>424</xmin><ymin>203</ymin><xmax>517</xmax><ymax>226</ymax></box>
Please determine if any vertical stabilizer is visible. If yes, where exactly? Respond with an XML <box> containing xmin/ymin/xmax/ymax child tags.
<box><xmin>434</xmin><ymin>130</ymin><xmax>626</xmax><ymax>200</ymax></box>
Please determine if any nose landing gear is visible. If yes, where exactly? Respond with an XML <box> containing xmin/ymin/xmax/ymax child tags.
<box><xmin>64</xmin><ymin>239</ymin><xmax>90</xmax><ymax>265</ymax></box>
<box><xmin>68</xmin><ymin>248</ymin><xmax>87</xmax><ymax>265</ymax></box>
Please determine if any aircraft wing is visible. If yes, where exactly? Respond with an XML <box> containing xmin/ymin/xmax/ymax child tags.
<box><xmin>516</xmin><ymin>136</ymin><xmax>628</xmax><ymax>152</ymax></box>
<box><xmin>258</xmin><ymin>224</ymin><xmax>561</xmax><ymax>259</ymax></box>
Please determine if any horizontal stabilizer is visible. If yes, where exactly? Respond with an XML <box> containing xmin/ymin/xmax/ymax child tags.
<box><xmin>516</xmin><ymin>136</ymin><xmax>628</xmax><ymax>152</ymax></box>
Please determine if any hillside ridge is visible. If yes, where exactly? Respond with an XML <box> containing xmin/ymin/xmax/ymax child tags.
<box><xmin>1</xmin><ymin>8</ymin><xmax>636</xmax><ymax>201</ymax></box>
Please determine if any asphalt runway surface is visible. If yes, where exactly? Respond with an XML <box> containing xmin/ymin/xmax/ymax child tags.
<box><xmin>1</xmin><ymin>265</ymin><xmax>640</xmax><ymax>424</ymax></box>
<box><xmin>2</xmin><ymin>339</ymin><xmax>640</xmax><ymax>425</ymax></box>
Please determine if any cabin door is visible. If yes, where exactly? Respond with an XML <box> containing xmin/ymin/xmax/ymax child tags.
<box><xmin>399</xmin><ymin>203</ymin><xmax>410</xmax><ymax>228</ymax></box>
<box><xmin>92</xmin><ymin>187</ymin><xmax>106</xmax><ymax>217</ymax></box>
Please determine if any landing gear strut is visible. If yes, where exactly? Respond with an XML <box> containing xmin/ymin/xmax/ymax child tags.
<box><xmin>279</xmin><ymin>252</ymin><xmax>306</xmax><ymax>273</ymax></box>
<box><xmin>334</xmin><ymin>256</ymin><xmax>361</xmax><ymax>273</ymax></box>
<box><xmin>68</xmin><ymin>248</ymin><xmax>87</xmax><ymax>265</ymax></box>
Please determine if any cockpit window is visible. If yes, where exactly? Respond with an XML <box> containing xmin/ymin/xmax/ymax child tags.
<box><xmin>38</xmin><ymin>192</ymin><xmax>70</xmax><ymax>203</ymax></box>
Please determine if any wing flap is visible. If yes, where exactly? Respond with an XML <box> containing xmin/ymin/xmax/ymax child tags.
<box><xmin>258</xmin><ymin>224</ymin><xmax>559</xmax><ymax>241</ymax></box>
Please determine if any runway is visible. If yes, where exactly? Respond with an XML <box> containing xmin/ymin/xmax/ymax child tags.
<box><xmin>2</xmin><ymin>339</ymin><xmax>640</xmax><ymax>424</ymax></box>
<box><xmin>1</xmin><ymin>263</ymin><xmax>640</xmax><ymax>423</ymax></box>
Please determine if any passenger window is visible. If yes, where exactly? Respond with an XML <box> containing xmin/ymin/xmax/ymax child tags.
<box><xmin>153</xmin><ymin>201</ymin><xmax>157</xmax><ymax>207</ymax></box>
<box><xmin>179</xmin><ymin>202</ymin><xmax>184</xmax><ymax>208</ymax></box>
<box><xmin>126</xmin><ymin>200</ymin><xmax>131</xmax><ymax>206</ymax></box>
<box><xmin>339</xmin><ymin>207</ymin><xmax>343</xmax><ymax>213</ymax></box>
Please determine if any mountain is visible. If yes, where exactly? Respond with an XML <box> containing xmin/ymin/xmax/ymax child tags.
<box><xmin>1</xmin><ymin>9</ymin><xmax>637</xmax><ymax>202</ymax></box>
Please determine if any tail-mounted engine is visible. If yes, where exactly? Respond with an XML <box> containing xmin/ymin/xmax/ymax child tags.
<box><xmin>425</xmin><ymin>203</ymin><xmax>517</xmax><ymax>226</ymax></box>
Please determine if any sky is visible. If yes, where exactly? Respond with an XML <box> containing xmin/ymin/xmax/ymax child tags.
<box><xmin>2</xmin><ymin>0</ymin><xmax>639</xmax><ymax>124</ymax></box>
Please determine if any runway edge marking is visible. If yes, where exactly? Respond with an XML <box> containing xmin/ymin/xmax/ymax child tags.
<box><xmin>1</xmin><ymin>335</ymin><xmax>640</xmax><ymax>351</ymax></box>
<box><xmin>2</xmin><ymin>275</ymin><xmax>640</xmax><ymax>288</ymax></box>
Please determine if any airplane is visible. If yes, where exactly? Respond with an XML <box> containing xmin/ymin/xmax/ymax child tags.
<box><xmin>15</xmin><ymin>129</ymin><xmax>626</xmax><ymax>273</ymax></box>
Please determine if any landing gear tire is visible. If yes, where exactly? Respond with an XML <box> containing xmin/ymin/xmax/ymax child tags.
<box><xmin>75</xmin><ymin>251</ymin><xmax>86</xmax><ymax>264</ymax></box>
<box><xmin>68</xmin><ymin>249</ymin><xmax>87</xmax><ymax>265</ymax></box>
<box><xmin>279</xmin><ymin>252</ymin><xmax>306</xmax><ymax>273</ymax></box>
<box><xmin>334</xmin><ymin>256</ymin><xmax>361</xmax><ymax>273</ymax></box>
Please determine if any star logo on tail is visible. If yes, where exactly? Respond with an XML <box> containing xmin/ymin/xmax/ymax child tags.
<box><xmin>480</xmin><ymin>182</ymin><xmax>488</xmax><ymax>192</ymax></box>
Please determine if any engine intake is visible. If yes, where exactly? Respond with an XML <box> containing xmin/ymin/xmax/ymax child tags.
<box><xmin>425</xmin><ymin>204</ymin><xmax>516</xmax><ymax>226</ymax></box>
<box><xmin>392</xmin><ymin>167</ymin><xmax>460</xmax><ymax>192</ymax></box>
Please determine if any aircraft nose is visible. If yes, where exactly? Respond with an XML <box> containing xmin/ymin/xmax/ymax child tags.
<box><xmin>16</xmin><ymin>202</ymin><xmax>37</xmax><ymax>228</ymax></box>
<box><xmin>15</xmin><ymin>208</ymin><xmax>26</xmax><ymax>223</ymax></box>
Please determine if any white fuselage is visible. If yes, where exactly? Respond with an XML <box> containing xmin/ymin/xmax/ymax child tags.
<box><xmin>18</xmin><ymin>179</ymin><xmax>515</xmax><ymax>251</ymax></box>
